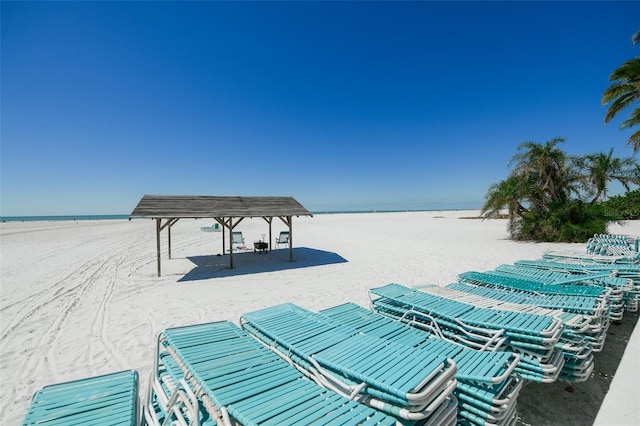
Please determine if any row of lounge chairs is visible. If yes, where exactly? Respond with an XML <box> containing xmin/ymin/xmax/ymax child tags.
<box><xmin>19</xmin><ymin>276</ymin><xmax>627</xmax><ymax>425</ymax></box>
<box><xmin>320</xmin><ymin>303</ymin><xmax>522</xmax><ymax>426</ymax></box>
<box><xmin>544</xmin><ymin>234</ymin><xmax>640</xmax><ymax>264</ymax></box>
<box><xmin>146</xmin><ymin>320</ymin><xmax>400</xmax><ymax>426</ymax></box>
<box><xmin>21</xmin><ymin>233</ymin><xmax>639</xmax><ymax>426</ymax></box>
<box><xmin>141</xmin><ymin>300</ymin><xmax>530</xmax><ymax>426</ymax></box>
<box><xmin>21</xmin><ymin>275</ymin><xmax>636</xmax><ymax>425</ymax></box>
<box><xmin>458</xmin><ymin>269</ymin><xmax>618</xmax><ymax>322</ymax></box>
<box><xmin>370</xmin><ymin>284</ymin><xmax>566</xmax><ymax>384</ymax></box>
<box><xmin>240</xmin><ymin>303</ymin><xmax>459</xmax><ymax>425</ymax></box>
<box><xmin>437</xmin><ymin>240</ymin><xmax>639</xmax><ymax>382</ymax></box>
<box><xmin>22</xmin><ymin>302</ymin><xmax>526</xmax><ymax>426</ymax></box>
<box><xmin>513</xmin><ymin>259</ymin><xmax>640</xmax><ymax>313</ymax></box>
<box><xmin>441</xmin><ymin>282</ymin><xmax>597</xmax><ymax>382</ymax></box>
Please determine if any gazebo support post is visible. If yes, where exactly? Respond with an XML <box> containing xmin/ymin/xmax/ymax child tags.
<box><xmin>166</xmin><ymin>218</ymin><xmax>179</xmax><ymax>259</ymax></box>
<box><xmin>167</xmin><ymin>224</ymin><xmax>171</xmax><ymax>259</ymax></box>
<box><xmin>225</xmin><ymin>217</ymin><xmax>244</xmax><ymax>269</ymax></box>
<box><xmin>288</xmin><ymin>217</ymin><xmax>293</xmax><ymax>261</ymax></box>
<box><xmin>155</xmin><ymin>218</ymin><xmax>162</xmax><ymax>277</ymax></box>
<box><xmin>154</xmin><ymin>218</ymin><xmax>180</xmax><ymax>277</ymax></box>
<box><xmin>215</xmin><ymin>217</ymin><xmax>227</xmax><ymax>253</ymax></box>
<box><xmin>228</xmin><ymin>219</ymin><xmax>234</xmax><ymax>269</ymax></box>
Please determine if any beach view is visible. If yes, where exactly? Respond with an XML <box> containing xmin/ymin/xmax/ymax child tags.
<box><xmin>2</xmin><ymin>212</ymin><xmax>639</xmax><ymax>425</ymax></box>
<box><xmin>2</xmin><ymin>2</ymin><xmax>640</xmax><ymax>426</ymax></box>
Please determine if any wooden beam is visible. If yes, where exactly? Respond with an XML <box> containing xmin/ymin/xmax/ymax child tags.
<box><xmin>154</xmin><ymin>218</ymin><xmax>180</xmax><ymax>276</ymax></box>
<box><xmin>167</xmin><ymin>218</ymin><xmax>179</xmax><ymax>259</ymax></box>
<box><xmin>156</xmin><ymin>218</ymin><xmax>161</xmax><ymax>277</ymax></box>
<box><xmin>288</xmin><ymin>217</ymin><xmax>293</xmax><ymax>262</ymax></box>
<box><xmin>228</xmin><ymin>219</ymin><xmax>234</xmax><ymax>269</ymax></box>
<box><xmin>226</xmin><ymin>217</ymin><xmax>245</xmax><ymax>269</ymax></box>
<box><xmin>158</xmin><ymin>217</ymin><xmax>177</xmax><ymax>232</ymax></box>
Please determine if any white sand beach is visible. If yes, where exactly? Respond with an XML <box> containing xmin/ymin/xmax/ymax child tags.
<box><xmin>1</xmin><ymin>210</ymin><xmax>638</xmax><ymax>425</ymax></box>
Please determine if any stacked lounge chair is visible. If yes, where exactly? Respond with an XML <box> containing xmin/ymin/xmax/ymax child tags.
<box><xmin>513</xmin><ymin>259</ymin><xmax>640</xmax><ymax>313</ymax></box>
<box><xmin>416</xmin><ymin>283</ymin><xmax>598</xmax><ymax>383</ymax></box>
<box><xmin>144</xmin><ymin>320</ymin><xmax>399</xmax><ymax>426</ymax></box>
<box><xmin>543</xmin><ymin>244</ymin><xmax>639</xmax><ymax>265</ymax></box>
<box><xmin>458</xmin><ymin>269</ymin><xmax>612</xmax><ymax>349</ymax></box>
<box><xmin>369</xmin><ymin>284</ymin><xmax>565</xmax><ymax>384</ymax></box>
<box><xmin>586</xmin><ymin>234</ymin><xmax>639</xmax><ymax>257</ymax></box>
<box><xmin>320</xmin><ymin>302</ymin><xmax>522</xmax><ymax>426</ymax></box>
<box><xmin>240</xmin><ymin>303</ymin><xmax>459</xmax><ymax>425</ymax></box>
<box><xmin>492</xmin><ymin>264</ymin><xmax>627</xmax><ymax>320</ymax></box>
<box><xmin>446</xmin><ymin>281</ymin><xmax>596</xmax><ymax>382</ymax></box>
<box><xmin>22</xmin><ymin>370</ymin><xmax>139</xmax><ymax>426</ymax></box>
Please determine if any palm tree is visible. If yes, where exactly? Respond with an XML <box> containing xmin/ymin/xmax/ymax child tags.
<box><xmin>481</xmin><ymin>138</ymin><xmax>639</xmax><ymax>241</ymax></box>
<box><xmin>481</xmin><ymin>137</ymin><xmax>576</xmax><ymax>229</ymax></box>
<box><xmin>578</xmin><ymin>149</ymin><xmax>640</xmax><ymax>203</ymax></box>
<box><xmin>509</xmin><ymin>137</ymin><xmax>574</xmax><ymax>207</ymax></box>
<box><xmin>602</xmin><ymin>32</ymin><xmax>640</xmax><ymax>153</ymax></box>
<box><xmin>481</xmin><ymin>176</ymin><xmax>528</xmax><ymax>220</ymax></box>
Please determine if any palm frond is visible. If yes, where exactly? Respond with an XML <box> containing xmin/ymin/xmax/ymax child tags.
<box><xmin>602</xmin><ymin>82</ymin><xmax>638</xmax><ymax>104</ymax></box>
<box><xmin>620</xmin><ymin>107</ymin><xmax>640</xmax><ymax>130</ymax></box>
<box><xmin>608</xmin><ymin>57</ymin><xmax>640</xmax><ymax>82</ymax></box>
<box><xmin>628</xmin><ymin>129</ymin><xmax>640</xmax><ymax>153</ymax></box>
<box><xmin>604</xmin><ymin>92</ymin><xmax>638</xmax><ymax>123</ymax></box>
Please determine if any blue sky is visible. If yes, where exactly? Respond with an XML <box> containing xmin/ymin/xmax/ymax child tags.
<box><xmin>2</xmin><ymin>1</ymin><xmax>639</xmax><ymax>215</ymax></box>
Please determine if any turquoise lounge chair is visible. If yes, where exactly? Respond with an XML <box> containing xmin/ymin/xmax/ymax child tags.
<box><xmin>241</xmin><ymin>303</ymin><xmax>458</xmax><ymax>424</ymax></box>
<box><xmin>320</xmin><ymin>302</ymin><xmax>523</xmax><ymax>426</ymax></box>
<box><xmin>446</xmin><ymin>281</ymin><xmax>597</xmax><ymax>383</ymax></box>
<box><xmin>22</xmin><ymin>370</ymin><xmax>139</xmax><ymax>426</ymax></box>
<box><xmin>370</xmin><ymin>284</ymin><xmax>566</xmax><ymax>384</ymax></box>
<box><xmin>144</xmin><ymin>320</ymin><xmax>398</xmax><ymax>426</ymax></box>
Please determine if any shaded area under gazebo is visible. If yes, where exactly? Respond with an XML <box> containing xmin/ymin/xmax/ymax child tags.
<box><xmin>179</xmin><ymin>247</ymin><xmax>347</xmax><ymax>281</ymax></box>
<box><xmin>129</xmin><ymin>195</ymin><xmax>313</xmax><ymax>276</ymax></box>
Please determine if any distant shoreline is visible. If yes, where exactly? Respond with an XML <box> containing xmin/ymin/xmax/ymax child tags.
<box><xmin>1</xmin><ymin>209</ymin><xmax>482</xmax><ymax>223</ymax></box>
<box><xmin>0</xmin><ymin>214</ymin><xmax>131</xmax><ymax>223</ymax></box>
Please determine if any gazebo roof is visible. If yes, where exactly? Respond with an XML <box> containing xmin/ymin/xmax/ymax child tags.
<box><xmin>130</xmin><ymin>195</ymin><xmax>313</xmax><ymax>276</ymax></box>
<box><xmin>130</xmin><ymin>195</ymin><xmax>313</xmax><ymax>219</ymax></box>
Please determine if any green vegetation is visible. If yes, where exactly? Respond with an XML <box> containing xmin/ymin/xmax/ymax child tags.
<box><xmin>602</xmin><ymin>189</ymin><xmax>640</xmax><ymax>220</ymax></box>
<box><xmin>602</xmin><ymin>31</ymin><xmax>640</xmax><ymax>152</ymax></box>
<box><xmin>481</xmin><ymin>138</ymin><xmax>639</xmax><ymax>242</ymax></box>
<box><xmin>482</xmin><ymin>31</ymin><xmax>640</xmax><ymax>242</ymax></box>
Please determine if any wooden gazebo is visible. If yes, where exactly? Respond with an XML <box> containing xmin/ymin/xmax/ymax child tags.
<box><xmin>129</xmin><ymin>195</ymin><xmax>313</xmax><ymax>276</ymax></box>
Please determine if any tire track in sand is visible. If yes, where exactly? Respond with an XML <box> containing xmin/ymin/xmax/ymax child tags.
<box><xmin>33</xmin><ymin>256</ymin><xmax>113</xmax><ymax>378</ymax></box>
<box><xmin>79</xmin><ymin>231</ymin><xmax>151</xmax><ymax>370</ymax></box>
<box><xmin>84</xmin><ymin>249</ymin><xmax>130</xmax><ymax>369</ymax></box>
<box><xmin>0</xmin><ymin>258</ymin><xmax>104</xmax><ymax>342</ymax></box>
<box><xmin>3</xmin><ymin>256</ymin><xmax>112</xmax><ymax>415</ymax></box>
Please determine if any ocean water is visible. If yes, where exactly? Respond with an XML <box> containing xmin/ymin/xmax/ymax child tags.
<box><xmin>0</xmin><ymin>214</ymin><xmax>131</xmax><ymax>222</ymax></box>
<box><xmin>0</xmin><ymin>209</ymin><xmax>481</xmax><ymax>223</ymax></box>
